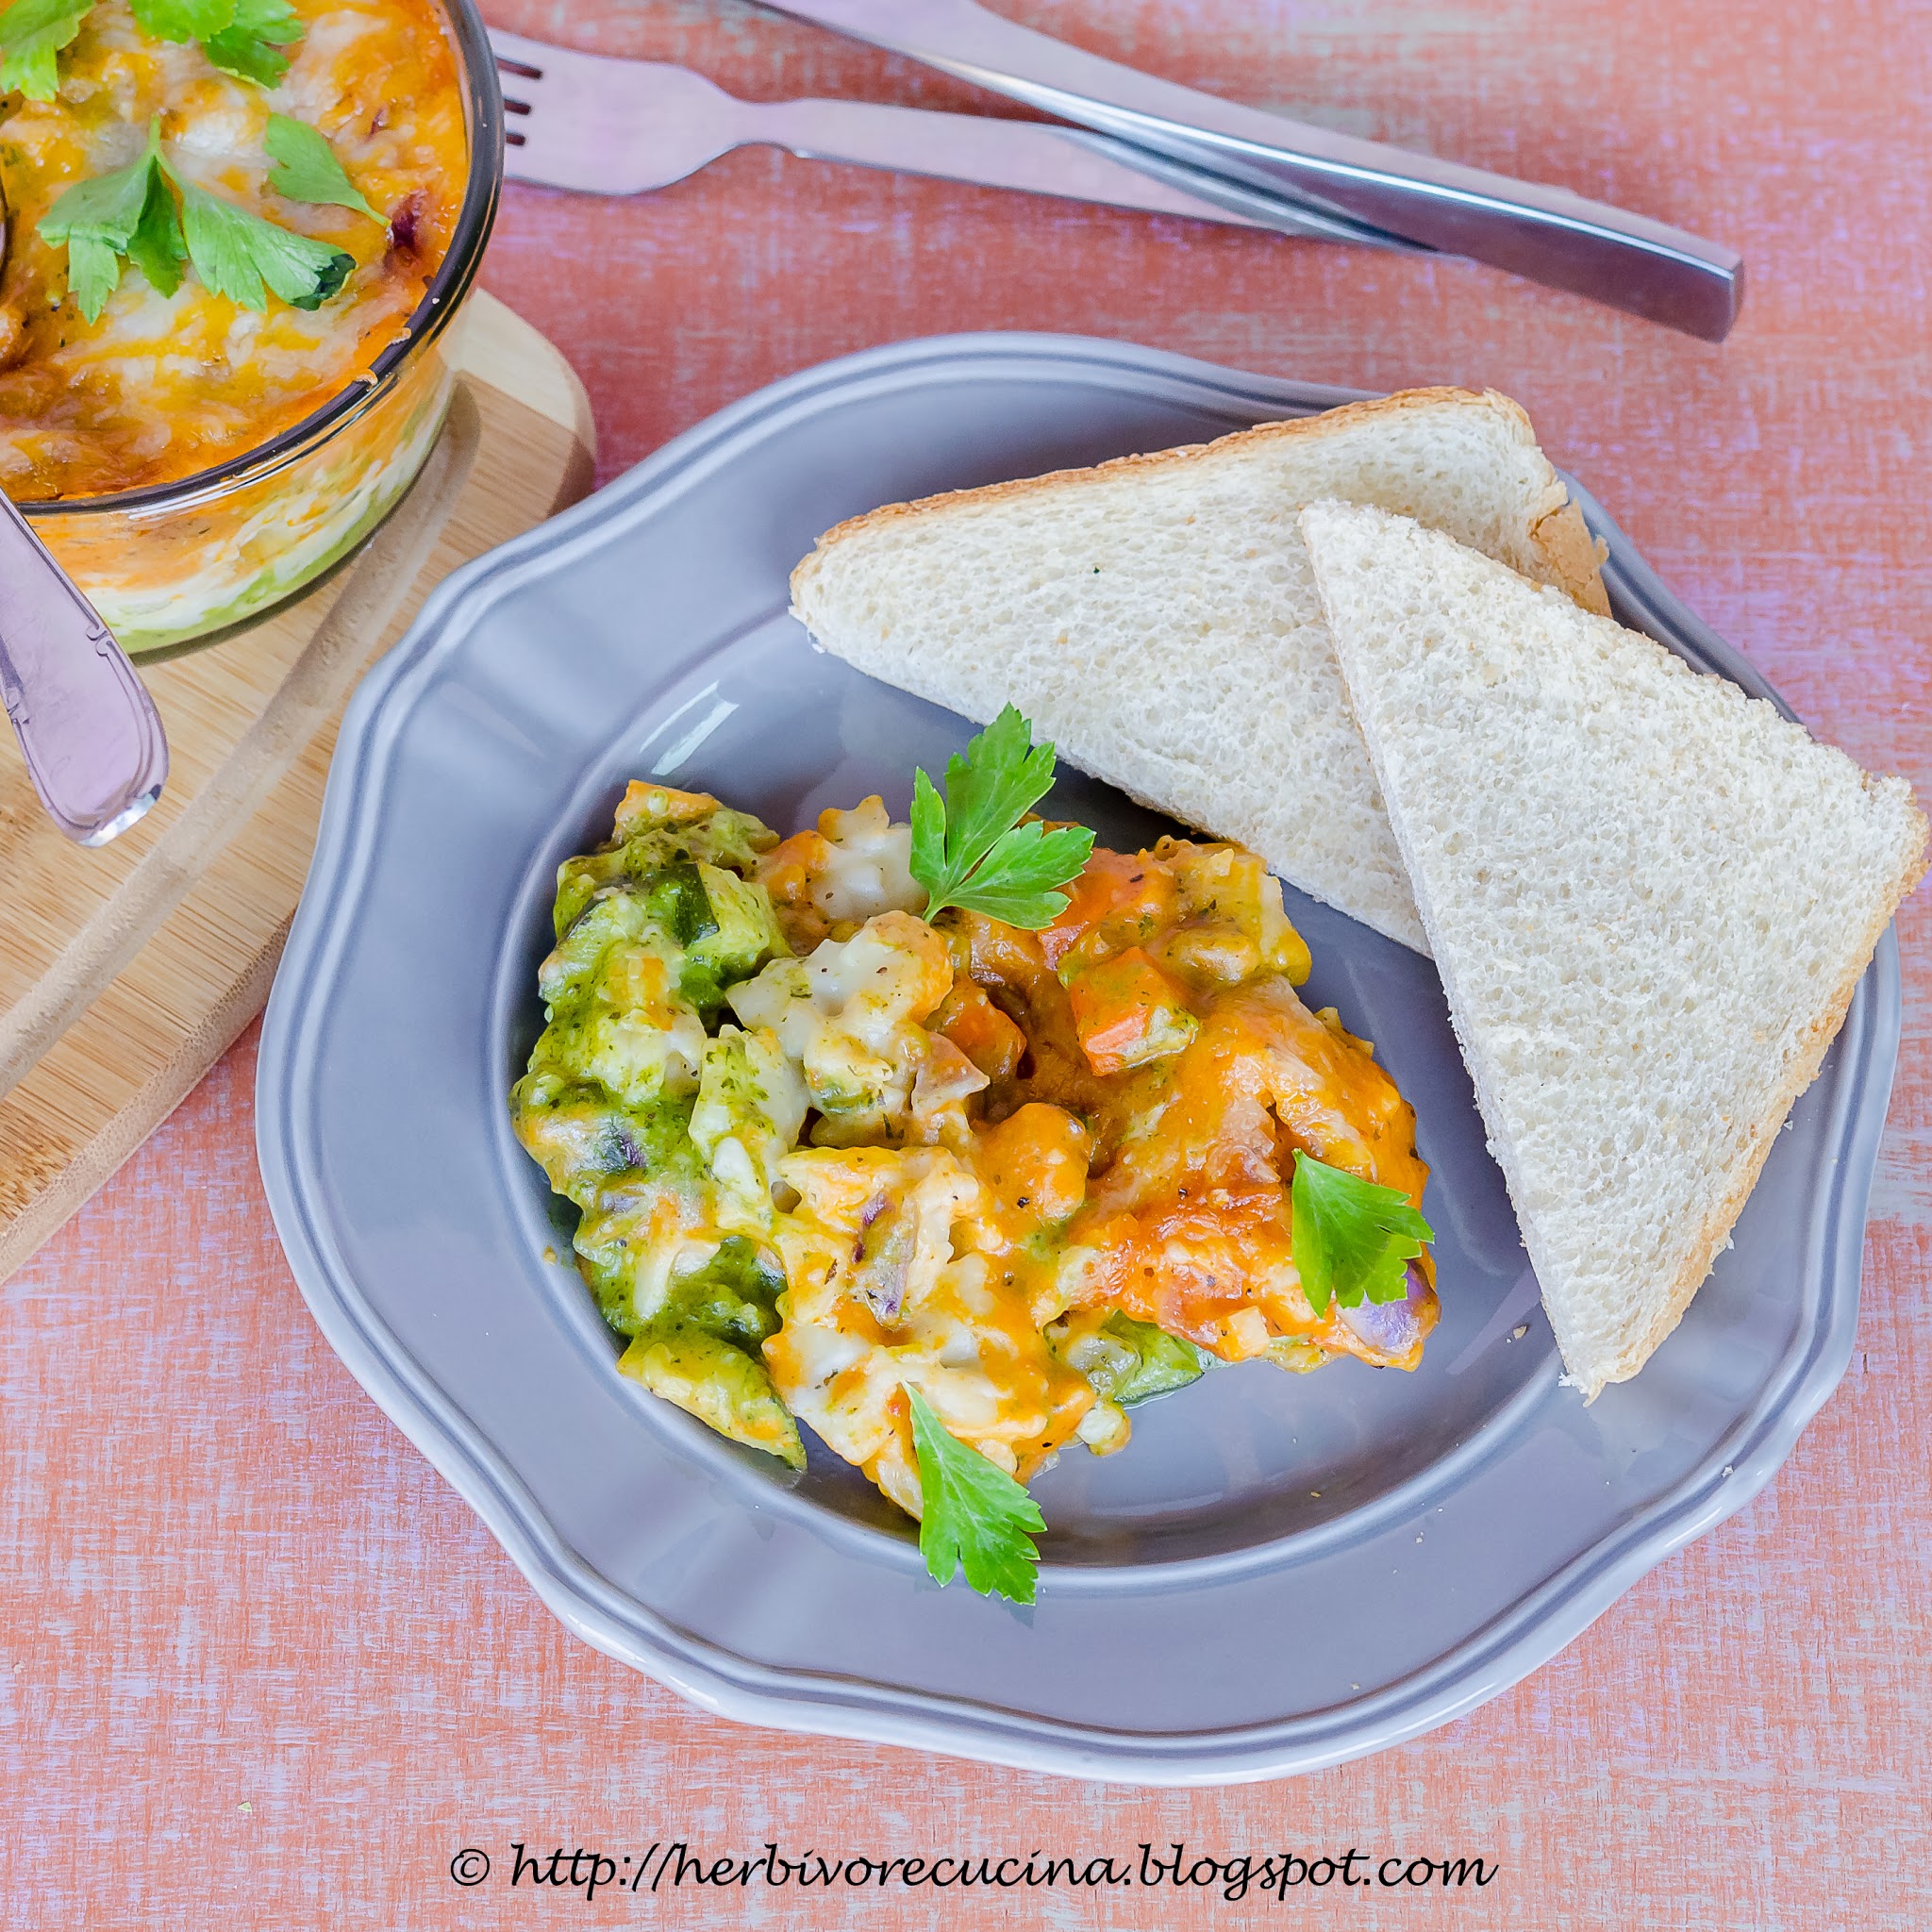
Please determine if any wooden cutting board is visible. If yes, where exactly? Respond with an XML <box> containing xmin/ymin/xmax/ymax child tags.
<box><xmin>0</xmin><ymin>290</ymin><xmax>595</xmax><ymax>1277</ymax></box>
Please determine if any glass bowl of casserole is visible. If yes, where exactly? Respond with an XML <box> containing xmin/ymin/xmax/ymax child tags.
<box><xmin>0</xmin><ymin>0</ymin><xmax>501</xmax><ymax>657</ymax></box>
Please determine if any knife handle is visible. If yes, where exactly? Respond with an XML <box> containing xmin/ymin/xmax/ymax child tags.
<box><xmin>762</xmin><ymin>0</ymin><xmax>1742</xmax><ymax>340</ymax></box>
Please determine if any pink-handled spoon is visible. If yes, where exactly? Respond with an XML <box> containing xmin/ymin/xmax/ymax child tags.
<box><xmin>0</xmin><ymin>173</ymin><xmax>168</xmax><ymax>848</ymax></box>
<box><xmin>0</xmin><ymin>489</ymin><xmax>168</xmax><ymax>845</ymax></box>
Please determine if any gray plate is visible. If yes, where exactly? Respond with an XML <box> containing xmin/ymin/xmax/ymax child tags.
<box><xmin>255</xmin><ymin>334</ymin><xmax>1899</xmax><ymax>1785</ymax></box>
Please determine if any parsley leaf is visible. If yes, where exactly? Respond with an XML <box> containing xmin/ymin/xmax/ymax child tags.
<box><xmin>40</xmin><ymin>125</ymin><xmax>354</xmax><ymax>317</ymax></box>
<box><xmin>910</xmin><ymin>705</ymin><xmax>1094</xmax><ymax>927</ymax></box>
<box><xmin>125</xmin><ymin>161</ymin><xmax>186</xmax><ymax>297</ymax></box>
<box><xmin>203</xmin><ymin>0</ymin><xmax>302</xmax><ymax>87</ymax></box>
<box><xmin>0</xmin><ymin>0</ymin><xmax>93</xmax><ymax>101</ymax></box>
<box><xmin>906</xmin><ymin>1385</ymin><xmax>1045</xmax><ymax>1605</ymax></box>
<box><xmin>37</xmin><ymin>131</ymin><xmax>160</xmax><ymax>320</ymax></box>
<box><xmin>39</xmin><ymin>121</ymin><xmax>356</xmax><ymax>318</ymax></box>
<box><xmin>1291</xmin><ymin>1152</ymin><xmax>1433</xmax><ymax>1317</ymax></box>
<box><xmin>1</xmin><ymin>0</ymin><xmax>301</xmax><ymax>99</ymax></box>
<box><xmin>62</xmin><ymin>233</ymin><xmax>119</xmax><ymax>319</ymax></box>
<box><xmin>264</xmin><ymin>111</ymin><xmax>376</xmax><ymax>218</ymax></box>
<box><xmin>127</xmin><ymin>0</ymin><xmax>232</xmax><ymax>42</ymax></box>
<box><xmin>170</xmin><ymin>165</ymin><xmax>354</xmax><ymax>310</ymax></box>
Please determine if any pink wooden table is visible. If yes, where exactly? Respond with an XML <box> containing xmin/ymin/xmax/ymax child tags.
<box><xmin>6</xmin><ymin>2</ymin><xmax>1928</xmax><ymax>1924</ymax></box>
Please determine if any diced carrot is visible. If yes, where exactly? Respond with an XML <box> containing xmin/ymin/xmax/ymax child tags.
<box><xmin>1066</xmin><ymin>946</ymin><xmax>1199</xmax><ymax>1074</ymax></box>
<box><xmin>1040</xmin><ymin>847</ymin><xmax>1180</xmax><ymax>974</ymax></box>
<box><xmin>975</xmin><ymin>1103</ymin><xmax>1092</xmax><ymax>1224</ymax></box>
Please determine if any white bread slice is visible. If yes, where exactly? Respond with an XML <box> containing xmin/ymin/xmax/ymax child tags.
<box><xmin>1299</xmin><ymin>500</ymin><xmax>1928</xmax><ymax>1396</ymax></box>
<box><xmin>791</xmin><ymin>388</ymin><xmax>1607</xmax><ymax>955</ymax></box>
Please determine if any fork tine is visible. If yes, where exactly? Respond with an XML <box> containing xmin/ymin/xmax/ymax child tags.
<box><xmin>495</xmin><ymin>63</ymin><xmax>534</xmax><ymax>145</ymax></box>
<box><xmin>487</xmin><ymin>28</ymin><xmax>738</xmax><ymax>194</ymax></box>
<box><xmin>489</xmin><ymin>28</ymin><xmax>553</xmax><ymax>146</ymax></box>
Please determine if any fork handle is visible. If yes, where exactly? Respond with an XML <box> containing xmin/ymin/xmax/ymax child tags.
<box><xmin>760</xmin><ymin>0</ymin><xmax>1742</xmax><ymax>339</ymax></box>
<box><xmin>752</xmin><ymin>97</ymin><xmax>1414</xmax><ymax>247</ymax></box>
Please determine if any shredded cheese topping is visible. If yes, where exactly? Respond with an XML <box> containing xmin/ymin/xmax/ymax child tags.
<box><xmin>0</xmin><ymin>0</ymin><xmax>465</xmax><ymax>500</ymax></box>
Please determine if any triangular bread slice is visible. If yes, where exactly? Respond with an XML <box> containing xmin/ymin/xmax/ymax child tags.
<box><xmin>1299</xmin><ymin>499</ymin><xmax>1928</xmax><ymax>1395</ymax></box>
<box><xmin>791</xmin><ymin>388</ymin><xmax>1607</xmax><ymax>955</ymax></box>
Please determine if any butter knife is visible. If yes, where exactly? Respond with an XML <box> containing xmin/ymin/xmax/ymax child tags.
<box><xmin>758</xmin><ymin>0</ymin><xmax>1744</xmax><ymax>339</ymax></box>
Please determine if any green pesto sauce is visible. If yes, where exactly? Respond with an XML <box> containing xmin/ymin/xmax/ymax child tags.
<box><xmin>508</xmin><ymin>799</ymin><xmax>800</xmax><ymax>1463</ymax></box>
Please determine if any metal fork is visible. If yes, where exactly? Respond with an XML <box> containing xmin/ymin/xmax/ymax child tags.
<box><xmin>490</xmin><ymin>28</ymin><xmax>1416</xmax><ymax>247</ymax></box>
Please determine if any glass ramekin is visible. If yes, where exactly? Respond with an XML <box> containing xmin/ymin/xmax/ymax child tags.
<box><xmin>18</xmin><ymin>0</ymin><xmax>504</xmax><ymax>659</ymax></box>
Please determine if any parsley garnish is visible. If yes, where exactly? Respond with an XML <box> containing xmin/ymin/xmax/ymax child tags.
<box><xmin>2</xmin><ymin>0</ymin><xmax>306</xmax><ymax>98</ymax></box>
<box><xmin>0</xmin><ymin>0</ymin><xmax>92</xmax><ymax>101</ymax></box>
<box><xmin>35</xmin><ymin>126</ymin><xmax>165</xmax><ymax>322</ymax></box>
<box><xmin>203</xmin><ymin>0</ymin><xmax>303</xmax><ymax>87</ymax></box>
<box><xmin>128</xmin><ymin>0</ymin><xmax>228</xmax><ymax>36</ymax></box>
<box><xmin>909</xmin><ymin>705</ymin><xmax>1094</xmax><ymax>927</ymax></box>
<box><xmin>906</xmin><ymin>1385</ymin><xmax>1046</xmax><ymax>1605</ymax></box>
<box><xmin>265</xmin><ymin>111</ymin><xmax>377</xmax><ymax>217</ymax></box>
<box><xmin>125</xmin><ymin>151</ymin><xmax>187</xmax><ymax>298</ymax></box>
<box><xmin>1291</xmin><ymin>1152</ymin><xmax>1433</xmax><ymax>1317</ymax></box>
<box><xmin>37</xmin><ymin>119</ymin><xmax>354</xmax><ymax>318</ymax></box>
<box><xmin>173</xmin><ymin>165</ymin><xmax>351</xmax><ymax>308</ymax></box>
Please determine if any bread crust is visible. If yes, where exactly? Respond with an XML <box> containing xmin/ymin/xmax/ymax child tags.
<box><xmin>791</xmin><ymin>386</ymin><xmax>1607</xmax><ymax>617</ymax></box>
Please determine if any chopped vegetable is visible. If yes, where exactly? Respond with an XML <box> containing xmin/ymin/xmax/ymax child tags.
<box><xmin>1291</xmin><ymin>1152</ymin><xmax>1433</xmax><ymax>1317</ymax></box>
<box><xmin>620</xmin><ymin>1322</ymin><xmax>804</xmax><ymax>1471</ymax></box>
<box><xmin>1092</xmin><ymin>1312</ymin><xmax>1208</xmax><ymax>1406</ymax></box>
<box><xmin>907</xmin><ymin>1385</ymin><xmax>1046</xmax><ymax>1605</ymax></box>
<box><xmin>1053</xmin><ymin>1308</ymin><xmax>1208</xmax><ymax>1407</ymax></box>
<box><xmin>1065</xmin><ymin>944</ymin><xmax>1198</xmax><ymax>1074</ymax></box>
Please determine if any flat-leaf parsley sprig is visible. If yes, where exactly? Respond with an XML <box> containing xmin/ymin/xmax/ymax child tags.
<box><xmin>195</xmin><ymin>0</ymin><xmax>305</xmax><ymax>88</ymax></box>
<box><xmin>37</xmin><ymin>117</ymin><xmax>354</xmax><ymax>320</ymax></box>
<box><xmin>0</xmin><ymin>0</ymin><xmax>92</xmax><ymax>100</ymax></box>
<box><xmin>909</xmin><ymin>705</ymin><xmax>1094</xmax><ymax>928</ymax></box>
<box><xmin>906</xmin><ymin>1385</ymin><xmax>1046</xmax><ymax>1605</ymax></box>
<box><xmin>1291</xmin><ymin>1152</ymin><xmax>1433</xmax><ymax>1317</ymax></box>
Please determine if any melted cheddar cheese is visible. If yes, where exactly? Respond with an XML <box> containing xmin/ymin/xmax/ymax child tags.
<box><xmin>0</xmin><ymin>0</ymin><xmax>465</xmax><ymax>501</ymax></box>
<box><xmin>938</xmin><ymin>838</ymin><xmax>1436</xmax><ymax>1371</ymax></box>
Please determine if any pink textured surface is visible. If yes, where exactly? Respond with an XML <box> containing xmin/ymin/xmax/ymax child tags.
<box><xmin>6</xmin><ymin>2</ymin><xmax>1929</xmax><ymax>1925</ymax></box>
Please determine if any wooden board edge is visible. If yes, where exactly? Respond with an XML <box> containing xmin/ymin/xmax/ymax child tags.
<box><xmin>455</xmin><ymin>289</ymin><xmax>598</xmax><ymax>461</ymax></box>
<box><xmin>0</xmin><ymin>306</ymin><xmax>597</xmax><ymax>1282</ymax></box>
<box><xmin>0</xmin><ymin>922</ymin><xmax>289</xmax><ymax>1282</ymax></box>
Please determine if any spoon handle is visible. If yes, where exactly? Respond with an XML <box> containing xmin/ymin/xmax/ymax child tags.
<box><xmin>0</xmin><ymin>493</ymin><xmax>168</xmax><ymax>845</ymax></box>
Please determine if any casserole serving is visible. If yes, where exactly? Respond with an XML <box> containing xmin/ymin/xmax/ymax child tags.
<box><xmin>0</xmin><ymin>0</ymin><xmax>500</xmax><ymax>654</ymax></box>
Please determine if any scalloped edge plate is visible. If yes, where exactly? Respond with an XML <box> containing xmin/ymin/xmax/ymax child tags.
<box><xmin>257</xmin><ymin>335</ymin><xmax>1897</xmax><ymax>1784</ymax></box>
